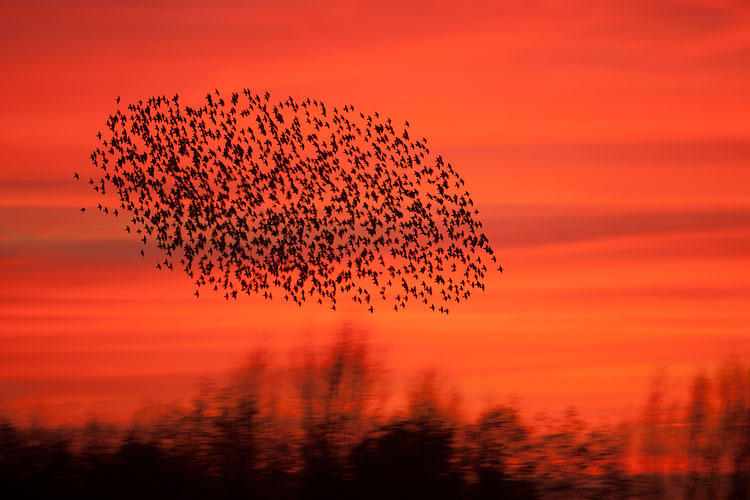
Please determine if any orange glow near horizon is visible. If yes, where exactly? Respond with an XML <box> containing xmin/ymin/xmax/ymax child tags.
<box><xmin>1</xmin><ymin>0</ymin><xmax>749</xmax><ymax>424</ymax></box>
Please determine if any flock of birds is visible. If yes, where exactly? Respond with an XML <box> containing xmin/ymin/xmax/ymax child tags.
<box><xmin>80</xmin><ymin>89</ymin><xmax>499</xmax><ymax>313</ymax></box>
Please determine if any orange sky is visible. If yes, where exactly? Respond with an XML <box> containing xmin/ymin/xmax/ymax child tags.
<box><xmin>1</xmin><ymin>0</ymin><xmax>749</xmax><ymax>423</ymax></box>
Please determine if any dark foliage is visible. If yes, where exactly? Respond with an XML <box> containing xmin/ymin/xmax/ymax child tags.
<box><xmin>2</xmin><ymin>332</ymin><xmax>748</xmax><ymax>500</ymax></box>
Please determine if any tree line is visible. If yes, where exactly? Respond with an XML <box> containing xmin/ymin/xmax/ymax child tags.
<box><xmin>1</xmin><ymin>328</ymin><xmax>748</xmax><ymax>499</ymax></box>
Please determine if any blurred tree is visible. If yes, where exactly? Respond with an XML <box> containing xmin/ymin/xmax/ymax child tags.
<box><xmin>296</xmin><ymin>326</ymin><xmax>383</xmax><ymax>499</ymax></box>
<box><xmin>685</xmin><ymin>371</ymin><xmax>717</xmax><ymax>500</ymax></box>
<box><xmin>466</xmin><ymin>405</ymin><xmax>538</xmax><ymax>500</ymax></box>
<box><xmin>717</xmin><ymin>361</ymin><xmax>750</xmax><ymax>500</ymax></box>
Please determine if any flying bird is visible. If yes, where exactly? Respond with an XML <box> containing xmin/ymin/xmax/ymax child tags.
<box><xmin>83</xmin><ymin>90</ymin><xmax>500</xmax><ymax>313</ymax></box>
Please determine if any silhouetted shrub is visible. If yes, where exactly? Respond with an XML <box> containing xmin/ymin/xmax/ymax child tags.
<box><xmin>350</xmin><ymin>419</ymin><xmax>463</xmax><ymax>500</ymax></box>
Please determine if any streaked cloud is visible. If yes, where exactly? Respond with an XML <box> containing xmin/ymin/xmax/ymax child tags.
<box><xmin>1</xmin><ymin>0</ymin><xmax>749</xmax><ymax>422</ymax></box>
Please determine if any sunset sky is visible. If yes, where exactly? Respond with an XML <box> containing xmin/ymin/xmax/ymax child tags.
<box><xmin>1</xmin><ymin>0</ymin><xmax>749</xmax><ymax>423</ymax></box>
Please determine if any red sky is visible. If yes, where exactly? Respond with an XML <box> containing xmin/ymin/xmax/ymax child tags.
<box><xmin>1</xmin><ymin>0</ymin><xmax>749</xmax><ymax>423</ymax></box>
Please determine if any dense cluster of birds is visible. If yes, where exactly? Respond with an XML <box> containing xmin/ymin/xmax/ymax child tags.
<box><xmin>80</xmin><ymin>89</ymin><xmax>499</xmax><ymax>313</ymax></box>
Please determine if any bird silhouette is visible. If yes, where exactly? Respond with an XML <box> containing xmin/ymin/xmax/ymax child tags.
<box><xmin>83</xmin><ymin>90</ymin><xmax>500</xmax><ymax>313</ymax></box>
